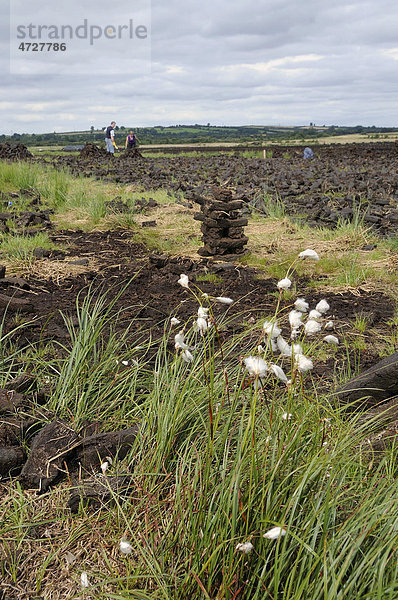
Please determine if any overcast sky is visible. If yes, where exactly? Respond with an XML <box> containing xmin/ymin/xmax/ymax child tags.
<box><xmin>1</xmin><ymin>0</ymin><xmax>398</xmax><ymax>134</ymax></box>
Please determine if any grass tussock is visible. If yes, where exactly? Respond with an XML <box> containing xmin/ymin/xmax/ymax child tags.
<box><xmin>1</xmin><ymin>276</ymin><xmax>398</xmax><ymax>599</ymax></box>
<box><xmin>0</xmin><ymin>231</ymin><xmax>57</xmax><ymax>263</ymax></box>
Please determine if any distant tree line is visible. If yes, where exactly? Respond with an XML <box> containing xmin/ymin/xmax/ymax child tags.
<box><xmin>1</xmin><ymin>124</ymin><xmax>397</xmax><ymax>147</ymax></box>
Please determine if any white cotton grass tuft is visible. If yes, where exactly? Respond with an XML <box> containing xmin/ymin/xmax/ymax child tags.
<box><xmin>196</xmin><ymin>317</ymin><xmax>208</xmax><ymax>336</ymax></box>
<box><xmin>308</xmin><ymin>309</ymin><xmax>322</xmax><ymax>320</ymax></box>
<box><xmin>277</xmin><ymin>335</ymin><xmax>292</xmax><ymax>357</ymax></box>
<box><xmin>316</xmin><ymin>299</ymin><xmax>330</xmax><ymax>314</ymax></box>
<box><xmin>269</xmin><ymin>364</ymin><xmax>288</xmax><ymax>383</ymax></box>
<box><xmin>215</xmin><ymin>296</ymin><xmax>233</xmax><ymax>305</ymax></box>
<box><xmin>304</xmin><ymin>320</ymin><xmax>322</xmax><ymax>335</ymax></box>
<box><xmin>244</xmin><ymin>356</ymin><xmax>268</xmax><ymax>378</ymax></box>
<box><xmin>170</xmin><ymin>317</ymin><xmax>180</xmax><ymax>326</ymax></box>
<box><xmin>323</xmin><ymin>335</ymin><xmax>339</xmax><ymax>345</ymax></box>
<box><xmin>277</xmin><ymin>277</ymin><xmax>292</xmax><ymax>290</ymax></box>
<box><xmin>295</xmin><ymin>354</ymin><xmax>313</xmax><ymax>373</ymax></box>
<box><xmin>282</xmin><ymin>412</ymin><xmax>292</xmax><ymax>420</ymax></box>
<box><xmin>299</xmin><ymin>248</ymin><xmax>320</xmax><ymax>261</ymax></box>
<box><xmin>120</xmin><ymin>539</ymin><xmax>133</xmax><ymax>555</ymax></box>
<box><xmin>100</xmin><ymin>461</ymin><xmax>109</xmax><ymax>474</ymax></box>
<box><xmin>270</xmin><ymin>338</ymin><xmax>278</xmax><ymax>352</ymax></box>
<box><xmin>294</xmin><ymin>297</ymin><xmax>309</xmax><ymax>313</ymax></box>
<box><xmin>182</xmin><ymin>349</ymin><xmax>194</xmax><ymax>363</ymax></box>
<box><xmin>100</xmin><ymin>456</ymin><xmax>113</xmax><ymax>474</ymax></box>
<box><xmin>197</xmin><ymin>306</ymin><xmax>209</xmax><ymax>319</ymax></box>
<box><xmin>324</xmin><ymin>320</ymin><xmax>334</xmax><ymax>330</ymax></box>
<box><xmin>289</xmin><ymin>310</ymin><xmax>304</xmax><ymax>330</ymax></box>
<box><xmin>236</xmin><ymin>541</ymin><xmax>254</xmax><ymax>554</ymax></box>
<box><xmin>174</xmin><ymin>331</ymin><xmax>187</xmax><ymax>350</ymax></box>
<box><xmin>293</xmin><ymin>343</ymin><xmax>303</xmax><ymax>355</ymax></box>
<box><xmin>263</xmin><ymin>321</ymin><xmax>281</xmax><ymax>338</ymax></box>
<box><xmin>289</xmin><ymin>311</ymin><xmax>303</xmax><ymax>339</ymax></box>
<box><xmin>177</xmin><ymin>274</ymin><xmax>189</xmax><ymax>289</ymax></box>
<box><xmin>80</xmin><ymin>572</ymin><xmax>90</xmax><ymax>588</ymax></box>
<box><xmin>263</xmin><ymin>526</ymin><xmax>287</xmax><ymax>540</ymax></box>
<box><xmin>257</xmin><ymin>345</ymin><xmax>265</xmax><ymax>354</ymax></box>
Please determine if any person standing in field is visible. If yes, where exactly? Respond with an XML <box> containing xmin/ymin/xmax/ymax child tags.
<box><xmin>105</xmin><ymin>121</ymin><xmax>118</xmax><ymax>153</ymax></box>
<box><xmin>125</xmin><ymin>130</ymin><xmax>139</xmax><ymax>149</ymax></box>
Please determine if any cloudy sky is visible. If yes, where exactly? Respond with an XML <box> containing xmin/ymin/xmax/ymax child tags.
<box><xmin>1</xmin><ymin>0</ymin><xmax>398</xmax><ymax>133</ymax></box>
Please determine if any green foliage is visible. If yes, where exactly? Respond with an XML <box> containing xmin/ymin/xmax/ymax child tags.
<box><xmin>335</xmin><ymin>197</ymin><xmax>370</xmax><ymax>233</ymax></box>
<box><xmin>41</xmin><ymin>168</ymin><xmax>70</xmax><ymax>208</ymax></box>
<box><xmin>1</xmin><ymin>284</ymin><xmax>398</xmax><ymax>598</ymax></box>
<box><xmin>384</xmin><ymin>236</ymin><xmax>398</xmax><ymax>252</ymax></box>
<box><xmin>254</xmin><ymin>189</ymin><xmax>287</xmax><ymax>219</ymax></box>
<box><xmin>0</xmin><ymin>231</ymin><xmax>56</xmax><ymax>263</ymax></box>
<box><xmin>0</xmin><ymin>161</ymin><xmax>41</xmax><ymax>190</ymax></box>
<box><xmin>196</xmin><ymin>272</ymin><xmax>223</xmax><ymax>283</ymax></box>
<box><xmin>49</xmin><ymin>283</ymin><xmax>142</xmax><ymax>425</ymax></box>
<box><xmin>331</xmin><ymin>255</ymin><xmax>372</xmax><ymax>287</ymax></box>
<box><xmin>352</xmin><ymin>312</ymin><xmax>370</xmax><ymax>334</ymax></box>
<box><xmin>4</xmin><ymin>124</ymin><xmax>398</xmax><ymax>148</ymax></box>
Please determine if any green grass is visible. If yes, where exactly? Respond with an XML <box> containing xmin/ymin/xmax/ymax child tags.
<box><xmin>1</xmin><ymin>281</ymin><xmax>398</xmax><ymax>598</ymax></box>
<box><xmin>253</xmin><ymin>190</ymin><xmax>287</xmax><ymax>219</ymax></box>
<box><xmin>0</xmin><ymin>231</ymin><xmax>57</xmax><ymax>263</ymax></box>
<box><xmin>0</xmin><ymin>160</ymin><xmax>42</xmax><ymax>190</ymax></box>
<box><xmin>331</xmin><ymin>256</ymin><xmax>373</xmax><ymax>287</ymax></box>
<box><xmin>305</xmin><ymin>253</ymin><xmax>373</xmax><ymax>289</ymax></box>
<box><xmin>196</xmin><ymin>272</ymin><xmax>223</xmax><ymax>283</ymax></box>
<box><xmin>384</xmin><ymin>236</ymin><xmax>398</xmax><ymax>252</ymax></box>
<box><xmin>352</xmin><ymin>312</ymin><xmax>370</xmax><ymax>334</ymax></box>
<box><xmin>0</xmin><ymin>160</ymin><xmax>139</xmax><ymax>230</ymax></box>
<box><xmin>243</xmin><ymin>149</ymin><xmax>274</xmax><ymax>159</ymax></box>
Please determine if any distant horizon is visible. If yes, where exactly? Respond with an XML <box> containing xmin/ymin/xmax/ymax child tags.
<box><xmin>3</xmin><ymin>123</ymin><xmax>398</xmax><ymax>136</ymax></box>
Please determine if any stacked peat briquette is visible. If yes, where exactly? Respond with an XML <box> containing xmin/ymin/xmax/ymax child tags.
<box><xmin>0</xmin><ymin>143</ymin><xmax>33</xmax><ymax>161</ymax></box>
<box><xmin>194</xmin><ymin>188</ymin><xmax>248</xmax><ymax>259</ymax></box>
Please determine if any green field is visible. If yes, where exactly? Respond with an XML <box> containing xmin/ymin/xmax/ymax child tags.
<box><xmin>3</xmin><ymin>123</ymin><xmax>398</xmax><ymax>148</ymax></box>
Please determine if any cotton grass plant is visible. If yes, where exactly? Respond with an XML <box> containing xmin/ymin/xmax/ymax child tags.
<box><xmin>1</xmin><ymin>254</ymin><xmax>398</xmax><ymax>599</ymax></box>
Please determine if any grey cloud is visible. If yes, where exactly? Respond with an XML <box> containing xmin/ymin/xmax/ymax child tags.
<box><xmin>1</xmin><ymin>0</ymin><xmax>398</xmax><ymax>132</ymax></box>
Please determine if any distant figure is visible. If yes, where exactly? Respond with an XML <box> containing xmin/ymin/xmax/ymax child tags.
<box><xmin>125</xmin><ymin>130</ymin><xmax>139</xmax><ymax>149</ymax></box>
<box><xmin>303</xmin><ymin>147</ymin><xmax>314</xmax><ymax>160</ymax></box>
<box><xmin>105</xmin><ymin>121</ymin><xmax>118</xmax><ymax>153</ymax></box>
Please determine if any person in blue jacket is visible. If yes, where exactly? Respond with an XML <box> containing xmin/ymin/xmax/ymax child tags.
<box><xmin>303</xmin><ymin>147</ymin><xmax>314</xmax><ymax>159</ymax></box>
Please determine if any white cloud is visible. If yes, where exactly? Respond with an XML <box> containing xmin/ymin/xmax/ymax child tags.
<box><xmin>87</xmin><ymin>105</ymin><xmax>121</xmax><ymax>113</ymax></box>
<box><xmin>14</xmin><ymin>114</ymin><xmax>45</xmax><ymax>122</ymax></box>
<box><xmin>381</xmin><ymin>48</ymin><xmax>398</xmax><ymax>60</ymax></box>
<box><xmin>218</xmin><ymin>54</ymin><xmax>323</xmax><ymax>74</ymax></box>
<box><xmin>55</xmin><ymin>113</ymin><xmax>76</xmax><ymax>120</ymax></box>
<box><xmin>165</xmin><ymin>65</ymin><xmax>185</xmax><ymax>74</ymax></box>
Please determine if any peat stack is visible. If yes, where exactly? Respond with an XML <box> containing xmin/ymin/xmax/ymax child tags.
<box><xmin>119</xmin><ymin>147</ymin><xmax>143</xmax><ymax>160</ymax></box>
<box><xmin>194</xmin><ymin>188</ymin><xmax>248</xmax><ymax>259</ymax></box>
<box><xmin>0</xmin><ymin>143</ymin><xmax>32</xmax><ymax>161</ymax></box>
<box><xmin>79</xmin><ymin>143</ymin><xmax>110</xmax><ymax>159</ymax></box>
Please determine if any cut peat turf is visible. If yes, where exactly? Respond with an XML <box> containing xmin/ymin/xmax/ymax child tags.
<box><xmin>1</xmin><ymin>229</ymin><xmax>395</xmax><ymax>384</ymax></box>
